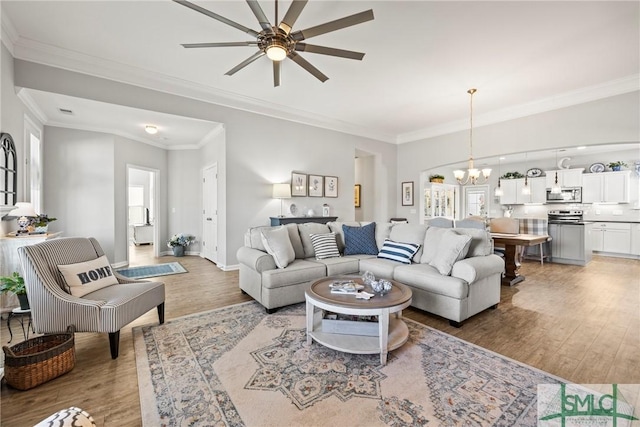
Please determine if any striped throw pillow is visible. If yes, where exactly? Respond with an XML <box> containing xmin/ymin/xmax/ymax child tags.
<box><xmin>310</xmin><ymin>232</ymin><xmax>341</xmax><ymax>260</ymax></box>
<box><xmin>377</xmin><ymin>239</ymin><xmax>420</xmax><ymax>264</ymax></box>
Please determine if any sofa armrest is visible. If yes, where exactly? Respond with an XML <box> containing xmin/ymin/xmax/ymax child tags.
<box><xmin>237</xmin><ymin>246</ymin><xmax>277</xmax><ymax>273</ymax></box>
<box><xmin>451</xmin><ymin>254</ymin><xmax>505</xmax><ymax>283</ymax></box>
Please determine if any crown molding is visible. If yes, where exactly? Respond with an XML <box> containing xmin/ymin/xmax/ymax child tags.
<box><xmin>0</xmin><ymin>11</ymin><xmax>18</xmax><ymax>56</ymax></box>
<box><xmin>16</xmin><ymin>88</ymin><xmax>48</xmax><ymax>124</ymax></box>
<box><xmin>396</xmin><ymin>74</ymin><xmax>640</xmax><ymax>144</ymax></box>
<box><xmin>11</xmin><ymin>37</ymin><xmax>396</xmax><ymax>144</ymax></box>
<box><xmin>196</xmin><ymin>124</ymin><xmax>225</xmax><ymax>149</ymax></box>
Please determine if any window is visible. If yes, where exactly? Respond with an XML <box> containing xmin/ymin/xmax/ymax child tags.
<box><xmin>1</xmin><ymin>133</ymin><xmax>17</xmax><ymax>206</ymax></box>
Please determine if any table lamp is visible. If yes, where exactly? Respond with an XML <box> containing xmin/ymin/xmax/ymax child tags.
<box><xmin>8</xmin><ymin>202</ymin><xmax>37</xmax><ymax>234</ymax></box>
<box><xmin>272</xmin><ymin>184</ymin><xmax>291</xmax><ymax>217</ymax></box>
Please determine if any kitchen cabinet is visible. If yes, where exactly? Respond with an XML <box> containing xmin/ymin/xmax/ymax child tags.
<box><xmin>549</xmin><ymin>223</ymin><xmax>592</xmax><ymax>265</ymax></box>
<box><xmin>631</xmin><ymin>223</ymin><xmax>640</xmax><ymax>256</ymax></box>
<box><xmin>424</xmin><ymin>183</ymin><xmax>458</xmax><ymax>219</ymax></box>
<box><xmin>581</xmin><ymin>171</ymin><xmax>630</xmax><ymax>203</ymax></box>
<box><xmin>592</xmin><ymin>222</ymin><xmax>631</xmax><ymax>254</ymax></box>
<box><xmin>133</xmin><ymin>224</ymin><xmax>154</xmax><ymax>245</ymax></box>
<box><xmin>545</xmin><ymin>168</ymin><xmax>584</xmax><ymax>188</ymax></box>
<box><xmin>499</xmin><ymin>177</ymin><xmax>545</xmax><ymax>205</ymax></box>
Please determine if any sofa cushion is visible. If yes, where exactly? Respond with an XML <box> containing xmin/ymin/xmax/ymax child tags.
<box><xmin>343</xmin><ymin>222</ymin><xmax>378</xmax><ymax>255</ymax></box>
<box><xmin>261</xmin><ymin>226</ymin><xmax>295</xmax><ymax>268</ymax></box>
<box><xmin>327</xmin><ymin>221</ymin><xmax>361</xmax><ymax>252</ymax></box>
<box><xmin>358</xmin><ymin>257</ymin><xmax>398</xmax><ymax>280</ymax></box>
<box><xmin>58</xmin><ymin>255</ymin><xmax>118</xmax><ymax>297</ymax></box>
<box><xmin>452</xmin><ymin>228</ymin><xmax>492</xmax><ymax>257</ymax></box>
<box><xmin>309</xmin><ymin>256</ymin><xmax>360</xmax><ymax>276</ymax></box>
<box><xmin>374</xmin><ymin>222</ymin><xmax>394</xmax><ymax>250</ymax></box>
<box><xmin>393</xmin><ymin>264</ymin><xmax>468</xmax><ymax>299</ymax></box>
<box><xmin>285</xmin><ymin>223</ymin><xmax>306</xmax><ymax>259</ymax></box>
<box><xmin>421</xmin><ymin>226</ymin><xmax>452</xmax><ymax>264</ymax></box>
<box><xmin>377</xmin><ymin>239</ymin><xmax>421</xmax><ymax>264</ymax></box>
<box><xmin>388</xmin><ymin>223</ymin><xmax>427</xmax><ymax>261</ymax></box>
<box><xmin>262</xmin><ymin>259</ymin><xmax>327</xmax><ymax>289</ymax></box>
<box><xmin>245</xmin><ymin>226</ymin><xmax>270</xmax><ymax>251</ymax></box>
<box><xmin>429</xmin><ymin>230</ymin><xmax>472</xmax><ymax>275</ymax></box>
<box><xmin>298</xmin><ymin>223</ymin><xmax>331</xmax><ymax>258</ymax></box>
<box><xmin>309</xmin><ymin>232</ymin><xmax>341</xmax><ymax>259</ymax></box>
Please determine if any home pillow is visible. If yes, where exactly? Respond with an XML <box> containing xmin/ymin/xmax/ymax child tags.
<box><xmin>377</xmin><ymin>239</ymin><xmax>421</xmax><ymax>264</ymax></box>
<box><xmin>429</xmin><ymin>230</ymin><xmax>473</xmax><ymax>275</ymax></box>
<box><xmin>58</xmin><ymin>255</ymin><xmax>118</xmax><ymax>297</ymax></box>
<box><xmin>343</xmin><ymin>222</ymin><xmax>378</xmax><ymax>255</ymax></box>
<box><xmin>453</xmin><ymin>228</ymin><xmax>492</xmax><ymax>257</ymax></box>
<box><xmin>310</xmin><ymin>232</ymin><xmax>341</xmax><ymax>259</ymax></box>
<box><xmin>261</xmin><ymin>226</ymin><xmax>295</xmax><ymax>269</ymax></box>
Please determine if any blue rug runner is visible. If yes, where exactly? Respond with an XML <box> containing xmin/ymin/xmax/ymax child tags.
<box><xmin>117</xmin><ymin>262</ymin><xmax>187</xmax><ymax>280</ymax></box>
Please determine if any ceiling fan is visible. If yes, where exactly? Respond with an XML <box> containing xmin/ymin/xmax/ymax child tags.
<box><xmin>173</xmin><ymin>0</ymin><xmax>374</xmax><ymax>87</ymax></box>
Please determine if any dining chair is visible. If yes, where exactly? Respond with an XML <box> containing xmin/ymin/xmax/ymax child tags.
<box><xmin>18</xmin><ymin>237</ymin><xmax>165</xmax><ymax>359</ymax></box>
<box><xmin>426</xmin><ymin>217</ymin><xmax>454</xmax><ymax>228</ymax></box>
<box><xmin>489</xmin><ymin>217</ymin><xmax>520</xmax><ymax>257</ymax></box>
<box><xmin>518</xmin><ymin>218</ymin><xmax>552</xmax><ymax>265</ymax></box>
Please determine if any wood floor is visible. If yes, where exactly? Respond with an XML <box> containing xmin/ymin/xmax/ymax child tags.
<box><xmin>1</xmin><ymin>246</ymin><xmax>638</xmax><ymax>426</ymax></box>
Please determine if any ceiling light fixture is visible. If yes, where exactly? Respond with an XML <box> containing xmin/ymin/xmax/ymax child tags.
<box><xmin>454</xmin><ymin>89</ymin><xmax>491</xmax><ymax>185</ymax></box>
<box><xmin>494</xmin><ymin>157</ymin><xmax>504</xmax><ymax>197</ymax></box>
<box><xmin>145</xmin><ymin>125</ymin><xmax>158</xmax><ymax>135</ymax></box>
<box><xmin>522</xmin><ymin>152</ymin><xmax>531</xmax><ymax>195</ymax></box>
<box><xmin>265</xmin><ymin>41</ymin><xmax>288</xmax><ymax>61</ymax></box>
<box><xmin>551</xmin><ymin>150</ymin><xmax>562</xmax><ymax>194</ymax></box>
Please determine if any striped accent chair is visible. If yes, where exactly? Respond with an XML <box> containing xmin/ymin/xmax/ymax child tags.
<box><xmin>18</xmin><ymin>237</ymin><xmax>165</xmax><ymax>359</ymax></box>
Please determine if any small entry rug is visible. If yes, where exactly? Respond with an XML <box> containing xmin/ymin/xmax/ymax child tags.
<box><xmin>134</xmin><ymin>302</ymin><xmax>565</xmax><ymax>426</ymax></box>
<box><xmin>117</xmin><ymin>262</ymin><xmax>186</xmax><ymax>280</ymax></box>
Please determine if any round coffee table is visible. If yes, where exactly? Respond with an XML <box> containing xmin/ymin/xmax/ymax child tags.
<box><xmin>305</xmin><ymin>277</ymin><xmax>412</xmax><ymax>365</ymax></box>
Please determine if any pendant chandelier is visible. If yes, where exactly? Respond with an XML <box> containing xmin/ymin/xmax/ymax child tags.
<box><xmin>522</xmin><ymin>152</ymin><xmax>531</xmax><ymax>195</ymax></box>
<box><xmin>494</xmin><ymin>157</ymin><xmax>504</xmax><ymax>197</ymax></box>
<box><xmin>454</xmin><ymin>88</ymin><xmax>491</xmax><ymax>185</ymax></box>
<box><xmin>551</xmin><ymin>150</ymin><xmax>562</xmax><ymax>194</ymax></box>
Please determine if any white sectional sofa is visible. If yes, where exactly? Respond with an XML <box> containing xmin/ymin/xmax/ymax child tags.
<box><xmin>236</xmin><ymin>221</ymin><xmax>505</xmax><ymax>326</ymax></box>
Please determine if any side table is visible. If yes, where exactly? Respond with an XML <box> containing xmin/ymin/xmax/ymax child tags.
<box><xmin>7</xmin><ymin>307</ymin><xmax>34</xmax><ymax>343</ymax></box>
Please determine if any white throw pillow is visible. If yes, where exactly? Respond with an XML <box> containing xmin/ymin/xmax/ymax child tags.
<box><xmin>309</xmin><ymin>232</ymin><xmax>341</xmax><ymax>259</ymax></box>
<box><xmin>261</xmin><ymin>226</ymin><xmax>295</xmax><ymax>269</ymax></box>
<box><xmin>58</xmin><ymin>255</ymin><xmax>118</xmax><ymax>297</ymax></box>
<box><xmin>429</xmin><ymin>230</ymin><xmax>473</xmax><ymax>275</ymax></box>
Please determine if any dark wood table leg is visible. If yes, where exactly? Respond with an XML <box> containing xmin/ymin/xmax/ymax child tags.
<box><xmin>502</xmin><ymin>243</ymin><xmax>525</xmax><ymax>286</ymax></box>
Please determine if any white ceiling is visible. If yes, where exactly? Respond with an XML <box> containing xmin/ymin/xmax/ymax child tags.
<box><xmin>2</xmin><ymin>1</ymin><xmax>639</xmax><ymax>149</ymax></box>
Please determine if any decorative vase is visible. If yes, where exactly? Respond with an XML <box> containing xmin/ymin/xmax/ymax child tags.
<box><xmin>430</xmin><ymin>178</ymin><xmax>444</xmax><ymax>183</ymax></box>
<box><xmin>17</xmin><ymin>294</ymin><xmax>29</xmax><ymax>310</ymax></box>
<box><xmin>172</xmin><ymin>246</ymin><xmax>185</xmax><ymax>257</ymax></box>
<box><xmin>612</xmin><ymin>165</ymin><xmax>621</xmax><ymax>171</ymax></box>
<box><xmin>34</xmin><ymin>225</ymin><xmax>48</xmax><ymax>234</ymax></box>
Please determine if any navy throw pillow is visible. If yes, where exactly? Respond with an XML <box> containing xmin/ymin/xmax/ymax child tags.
<box><xmin>343</xmin><ymin>223</ymin><xmax>378</xmax><ymax>255</ymax></box>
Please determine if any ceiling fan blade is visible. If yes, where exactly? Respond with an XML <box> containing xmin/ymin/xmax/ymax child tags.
<box><xmin>294</xmin><ymin>43</ymin><xmax>365</xmax><ymax>60</ymax></box>
<box><xmin>291</xmin><ymin>9</ymin><xmax>374</xmax><ymax>41</ymax></box>
<box><xmin>181</xmin><ymin>41</ymin><xmax>258</xmax><ymax>48</ymax></box>
<box><xmin>288</xmin><ymin>51</ymin><xmax>328</xmax><ymax>82</ymax></box>
<box><xmin>173</xmin><ymin>0</ymin><xmax>260</xmax><ymax>38</ymax></box>
<box><xmin>225</xmin><ymin>51</ymin><xmax>266</xmax><ymax>76</ymax></box>
<box><xmin>273</xmin><ymin>61</ymin><xmax>281</xmax><ymax>87</ymax></box>
<box><xmin>246</xmin><ymin>1</ymin><xmax>274</xmax><ymax>33</ymax></box>
<box><xmin>279</xmin><ymin>0</ymin><xmax>308</xmax><ymax>35</ymax></box>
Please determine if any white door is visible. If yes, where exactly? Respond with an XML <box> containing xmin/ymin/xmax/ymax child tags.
<box><xmin>202</xmin><ymin>164</ymin><xmax>218</xmax><ymax>263</ymax></box>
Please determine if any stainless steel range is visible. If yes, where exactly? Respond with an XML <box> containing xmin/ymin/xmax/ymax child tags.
<box><xmin>548</xmin><ymin>209</ymin><xmax>584</xmax><ymax>224</ymax></box>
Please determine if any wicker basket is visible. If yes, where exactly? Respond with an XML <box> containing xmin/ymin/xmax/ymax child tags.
<box><xmin>2</xmin><ymin>325</ymin><xmax>76</xmax><ymax>390</ymax></box>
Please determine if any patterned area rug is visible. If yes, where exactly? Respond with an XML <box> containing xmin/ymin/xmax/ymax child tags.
<box><xmin>133</xmin><ymin>302</ymin><xmax>564</xmax><ymax>426</ymax></box>
<box><xmin>116</xmin><ymin>262</ymin><xmax>186</xmax><ymax>280</ymax></box>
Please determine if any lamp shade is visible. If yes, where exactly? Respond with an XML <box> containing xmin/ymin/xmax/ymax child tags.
<box><xmin>8</xmin><ymin>202</ymin><xmax>37</xmax><ymax>218</ymax></box>
<box><xmin>272</xmin><ymin>183</ymin><xmax>291</xmax><ymax>199</ymax></box>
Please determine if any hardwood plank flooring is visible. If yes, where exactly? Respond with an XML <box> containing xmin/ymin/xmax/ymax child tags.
<box><xmin>1</xmin><ymin>247</ymin><xmax>638</xmax><ymax>426</ymax></box>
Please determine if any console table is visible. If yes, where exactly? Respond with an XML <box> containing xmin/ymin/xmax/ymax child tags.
<box><xmin>270</xmin><ymin>216</ymin><xmax>337</xmax><ymax>226</ymax></box>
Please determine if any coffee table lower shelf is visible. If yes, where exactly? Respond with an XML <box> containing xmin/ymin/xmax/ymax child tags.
<box><xmin>307</xmin><ymin>314</ymin><xmax>409</xmax><ymax>364</ymax></box>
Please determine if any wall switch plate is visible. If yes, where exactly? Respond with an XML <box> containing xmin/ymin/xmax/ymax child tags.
<box><xmin>613</xmin><ymin>210</ymin><xmax>623</xmax><ymax>215</ymax></box>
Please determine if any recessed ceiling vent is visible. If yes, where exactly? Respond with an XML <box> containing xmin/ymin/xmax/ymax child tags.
<box><xmin>59</xmin><ymin>108</ymin><xmax>74</xmax><ymax>115</ymax></box>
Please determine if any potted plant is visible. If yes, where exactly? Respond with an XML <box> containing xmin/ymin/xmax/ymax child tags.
<box><xmin>0</xmin><ymin>272</ymin><xmax>29</xmax><ymax>310</ymax></box>
<box><xmin>607</xmin><ymin>161</ymin><xmax>627</xmax><ymax>171</ymax></box>
<box><xmin>500</xmin><ymin>171</ymin><xmax>525</xmax><ymax>179</ymax></box>
<box><xmin>167</xmin><ymin>233</ymin><xmax>195</xmax><ymax>257</ymax></box>
<box><xmin>429</xmin><ymin>174</ymin><xmax>445</xmax><ymax>183</ymax></box>
<box><xmin>30</xmin><ymin>214</ymin><xmax>57</xmax><ymax>233</ymax></box>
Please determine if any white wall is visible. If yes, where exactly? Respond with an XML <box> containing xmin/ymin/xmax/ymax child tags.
<box><xmin>167</xmin><ymin>149</ymin><xmax>201</xmax><ymax>254</ymax></box>
<box><xmin>355</xmin><ymin>155</ymin><xmax>375</xmax><ymax>221</ymax></box>
<box><xmin>398</xmin><ymin>92</ymin><xmax>640</xmax><ymax>223</ymax></box>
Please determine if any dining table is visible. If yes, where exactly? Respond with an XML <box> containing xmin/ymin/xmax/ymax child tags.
<box><xmin>490</xmin><ymin>233</ymin><xmax>550</xmax><ymax>286</ymax></box>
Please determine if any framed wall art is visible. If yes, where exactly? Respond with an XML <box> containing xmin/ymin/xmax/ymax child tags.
<box><xmin>354</xmin><ymin>184</ymin><xmax>361</xmax><ymax>207</ymax></box>
<box><xmin>291</xmin><ymin>172</ymin><xmax>307</xmax><ymax>197</ymax></box>
<box><xmin>401</xmin><ymin>181</ymin><xmax>414</xmax><ymax>206</ymax></box>
<box><xmin>324</xmin><ymin>176</ymin><xmax>338</xmax><ymax>198</ymax></box>
<box><xmin>308</xmin><ymin>175</ymin><xmax>324</xmax><ymax>197</ymax></box>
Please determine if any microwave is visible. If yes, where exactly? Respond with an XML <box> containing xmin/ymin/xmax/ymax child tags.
<box><xmin>546</xmin><ymin>187</ymin><xmax>582</xmax><ymax>204</ymax></box>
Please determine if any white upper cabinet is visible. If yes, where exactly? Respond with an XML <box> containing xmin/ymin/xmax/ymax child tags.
<box><xmin>582</xmin><ymin>171</ymin><xmax>630</xmax><ymax>203</ymax></box>
<box><xmin>499</xmin><ymin>177</ymin><xmax>545</xmax><ymax>205</ymax></box>
<box><xmin>544</xmin><ymin>168</ymin><xmax>584</xmax><ymax>188</ymax></box>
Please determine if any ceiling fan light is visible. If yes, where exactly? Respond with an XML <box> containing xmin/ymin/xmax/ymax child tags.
<box><xmin>266</xmin><ymin>44</ymin><xmax>287</xmax><ymax>61</ymax></box>
<box><xmin>145</xmin><ymin>125</ymin><xmax>158</xmax><ymax>135</ymax></box>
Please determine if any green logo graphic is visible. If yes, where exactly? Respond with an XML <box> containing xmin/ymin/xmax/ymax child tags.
<box><xmin>538</xmin><ymin>384</ymin><xmax>639</xmax><ymax>427</ymax></box>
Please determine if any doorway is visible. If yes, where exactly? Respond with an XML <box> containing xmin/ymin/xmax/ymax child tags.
<box><xmin>127</xmin><ymin>165</ymin><xmax>160</xmax><ymax>264</ymax></box>
<box><xmin>202</xmin><ymin>163</ymin><xmax>218</xmax><ymax>263</ymax></box>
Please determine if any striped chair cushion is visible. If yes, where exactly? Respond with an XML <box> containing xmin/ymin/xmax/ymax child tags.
<box><xmin>377</xmin><ymin>239</ymin><xmax>421</xmax><ymax>264</ymax></box>
<box><xmin>34</xmin><ymin>406</ymin><xmax>96</xmax><ymax>427</ymax></box>
<box><xmin>309</xmin><ymin>232</ymin><xmax>341</xmax><ymax>260</ymax></box>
